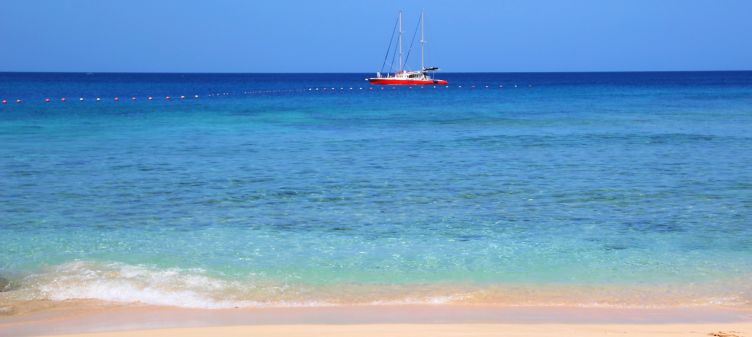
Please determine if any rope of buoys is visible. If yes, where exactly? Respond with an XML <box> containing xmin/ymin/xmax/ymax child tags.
<box><xmin>0</xmin><ymin>85</ymin><xmax>537</xmax><ymax>108</ymax></box>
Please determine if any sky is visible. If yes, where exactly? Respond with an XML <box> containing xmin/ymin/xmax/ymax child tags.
<box><xmin>1</xmin><ymin>0</ymin><xmax>751</xmax><ymax>73</ymax></box>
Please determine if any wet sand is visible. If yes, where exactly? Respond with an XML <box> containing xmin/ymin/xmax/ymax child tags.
<box><xmin>1</xmin><ymin>304</ymin><xmax>751</xmax><ymax>337</ymax></box>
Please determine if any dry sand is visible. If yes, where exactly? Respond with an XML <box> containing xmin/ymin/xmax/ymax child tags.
<box><xmin>1</xmin><ymin>304</ymin><xmax>751</xmax><ymax>337</ymax></box>
<box><xmin>29</xmin><ymin>323</ymin><xmax>752</xmax><ymax>337</ymax></box>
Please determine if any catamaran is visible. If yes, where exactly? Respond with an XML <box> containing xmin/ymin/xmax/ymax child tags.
<box><xmin>368</xmin><ymin>11</ymin><xmax>448</xmax><ymax>85</ymax></box>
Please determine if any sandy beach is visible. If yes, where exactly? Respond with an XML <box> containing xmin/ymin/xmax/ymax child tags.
<box><xmin>2</xmin><ymin>304</ymin><xmax>751</xmax><ymax>337</ymax></box>
<box><xmin>27</xmin><ymin>323</ymin><xmax>752</xmax><ymax>337</ymax></box>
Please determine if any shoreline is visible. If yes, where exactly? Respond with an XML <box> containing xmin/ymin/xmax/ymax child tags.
<box><xmin>2</xmin><ymin>304</ymin><xmax>751</xmax><ymax>337</ymax></box>
<box><xmin>25</xmin><ymin>324</ymin><xmax>752</xmax><ymax>337</ymax></box>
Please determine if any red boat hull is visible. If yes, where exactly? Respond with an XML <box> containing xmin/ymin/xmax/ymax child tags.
<box><xmin>368</xmin><ymin>78</ymin><xmax>448</xmax><ymax>85</ymax></box>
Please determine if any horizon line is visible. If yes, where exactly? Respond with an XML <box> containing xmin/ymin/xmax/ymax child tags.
<box><xmin>1</xmin><ymin>69</ymin><xmax>751</xmax><ymax>75</ymax></box>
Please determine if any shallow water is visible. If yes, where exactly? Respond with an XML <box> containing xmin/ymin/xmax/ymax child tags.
<box><xmin>1</xmin><ymin>72</ymin><xmax>751</xmax><ymax>308</ymax></box>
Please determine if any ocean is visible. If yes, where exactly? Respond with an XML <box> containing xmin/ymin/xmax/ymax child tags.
<box><xmin>1</xmin><ymin>72</ymin><xmax>751</xmax><ymax>309</ymax></box>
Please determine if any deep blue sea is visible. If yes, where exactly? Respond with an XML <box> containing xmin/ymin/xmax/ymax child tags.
<box><xmin>1</xmin><ymin>72</ymin><xmax>751</xmax><ymax>309</ymax></box>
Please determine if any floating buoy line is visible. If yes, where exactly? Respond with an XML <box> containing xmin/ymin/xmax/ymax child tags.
<box><xmin>1</xmin><ymin>84</ymin><xmax>534</xmax><ymax>107</ymax></box>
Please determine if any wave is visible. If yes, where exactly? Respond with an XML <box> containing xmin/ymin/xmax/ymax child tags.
<box><xmin>6</xmin><ymin>261</ymin><xmax>461</xmax><ymax>309</ymax></box>
<box><xmin>11</xmin><ymin>261</ymin><xmax>322</xmax><ymax>309</ymax></box>
<box><xmin>1</xmin><ymin>260</ymin><xmax>750</xmax><ymax>310</ymax></box>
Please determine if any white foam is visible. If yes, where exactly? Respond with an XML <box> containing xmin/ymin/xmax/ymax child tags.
<box><xmin>19</xmin><ymin>261</ymin><xmax>470</xmax><ymax>309</ymax></box>
<box><xmin>26</xmin><ymin>261</ymin><xmax>270</xmax><ymax>309</ymax></box>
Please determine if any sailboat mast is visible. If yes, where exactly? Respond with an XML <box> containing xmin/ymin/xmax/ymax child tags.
<box><xmin>421</xmin><ymin>11</ymin><xmax>425</xmax><ymax>71</ymax></box>
<box><xmin>398</xmin><ymin>11</ymin><xmax>403</xmax><ymax>72</ymax></box>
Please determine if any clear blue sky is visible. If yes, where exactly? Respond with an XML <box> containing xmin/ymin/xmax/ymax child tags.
<box><xmin>1</xmin><ymin>0</ymin><xmax>750</xmax><ymax>72</ymax></box>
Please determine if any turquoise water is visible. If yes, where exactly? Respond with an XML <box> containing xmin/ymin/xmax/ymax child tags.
<box><xmin>1</xmin><ymin>72</ymin><xmax>751</xmax><ymax>308</ymax></box>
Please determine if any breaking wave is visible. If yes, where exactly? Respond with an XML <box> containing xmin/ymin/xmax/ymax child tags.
<box><xmin>2</xmin><ymin>260</ymin><xmax>750</xmax><ymax>310</ymax></box>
